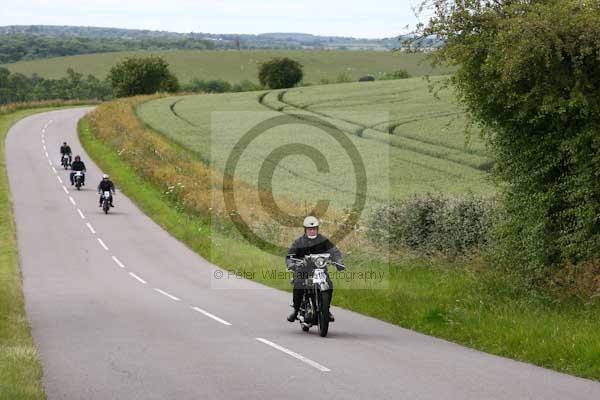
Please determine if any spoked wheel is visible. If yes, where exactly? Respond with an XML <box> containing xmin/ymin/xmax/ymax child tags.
<box><xmin>317</xmin><ymin>291</ymin><xmax>331</xmax><ymax>337</ymax></box>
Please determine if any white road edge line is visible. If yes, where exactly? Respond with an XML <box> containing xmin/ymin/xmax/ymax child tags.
<box><xmin>69</xmin><ymin>196</ymin><xmax>76</xmax><ymax>205</ymax></box>
<box><xmin>255</xmin><ymin>338</ymin><xmax>331</xmax><ymax>372</ymax></box>
<box><xmin>86</xmin><ymin>222</ymin><xmax>96</xmax><ymax>234</ymax></box>
<box><xmin>154</xmin><ymin>288</ymin><xmax>181</xmax><ymax>302</ymax></box>
<box><xmin>111</xmin><ymin>256</ymin><xmax>125</xmax><ymax>269</ymax></box>
<box><xmin>129</xmin><ymin>272</ymin><xmax>147</xmax><ymax>284</ymax></box>
<box><xmin>77</xmin><ymin>209</ymin><xmax>85</xmax><ymax>219</ymax></box>
<box><xmin>62</xmin><ymin>185</ymin><xmax>69</xmax><ymax>194</ymax></box>
<box><xmin>191</xmin><ymin>306</ymin><xmax>232</xmax><ymax>326</ymax></box>
<box><xmin>97</xmin><ymin>238</ymin><xmax>109</xmax><ymax>251</ymax></box>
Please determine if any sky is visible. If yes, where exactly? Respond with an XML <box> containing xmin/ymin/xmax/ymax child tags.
<box><xmin>1</xmin><ymin>0</ymin><xmax>424</xmax><ymax>39</ymax></box>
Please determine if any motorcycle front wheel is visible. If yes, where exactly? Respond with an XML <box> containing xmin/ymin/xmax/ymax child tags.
<box><xmin>317</xmin><ymin>290</ymin><xmax>331</xmax><ymax>337</ymax></box>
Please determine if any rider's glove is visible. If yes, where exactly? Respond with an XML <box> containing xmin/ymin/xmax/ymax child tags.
<box><xmin>335</xmin><ymin>263</ymin><xmax>346</xmax><ymax>271</ymax></box>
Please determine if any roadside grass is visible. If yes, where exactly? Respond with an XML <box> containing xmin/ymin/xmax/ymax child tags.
<box><xmin>0</xmin><ymin>108</ymin><xmax>58</xmax><ymax>400</ymax></box>
<box><xmin>2</xmin><ymin>49</ymin><xmax>452</xmax><ymax>83</ymax></box>
<box><xmin>82</xmin><ymin>99</ymin><xmax>600</xmax><ymax>380</ymax></box>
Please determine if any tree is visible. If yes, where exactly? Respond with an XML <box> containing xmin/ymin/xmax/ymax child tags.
<box><xmin>417</xmin><ymin>0</ymin><xmax>600</xmax><ymax>272</ymax></box>
<box><xmin>108</xmin><ymin>55</ymin><xmax>179</xmax><ymax>97</ymax></box>
<box><xmin>258</xmin><ymin>57</ymin><xmax>303</xmax><ymax>89</ymax></box>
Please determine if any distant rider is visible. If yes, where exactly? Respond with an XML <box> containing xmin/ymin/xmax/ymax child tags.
<box><xmin>69</xmin><ymin>155</ymin><xmax>86</xmax><ymax>185</ymax></box>
<box><xmin>286</xmin><ymin>216</ymin><xmax>344</xmax><ymax>323</ymax></box>
<box><xmin>98</xmin><ymin>174</ymin><xmax>116</xmax><ymax>208</ymax></box>
<box><xmin>60</xmin><ymin>142</ymin><xmax>72</xmax><ymax>165</ymax></box>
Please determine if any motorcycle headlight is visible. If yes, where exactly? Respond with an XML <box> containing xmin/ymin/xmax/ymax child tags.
<box><xmin>315</xmin><ymin>257</ymin><xmax>325</xmax><ymax>268</ymax></box>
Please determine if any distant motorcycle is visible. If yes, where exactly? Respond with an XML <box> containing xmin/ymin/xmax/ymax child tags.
<box><xmin>101</xmin><ymin>191</ymin><xmax>112</xmax><ymax>214</ymax></box>
<box><xmin>288</xmin><ymin>253</ymin><xmax>343</xmax><ymax>337</ymax></box>
<box><xmin>61</xmin><ymin>154</ymin><xmax>71</xmax><ymax>169</ymax></box>
<box><xmin>73</xmin><ymin>171</ymin><xmax>84</xmax><ymax>191</ymax></box>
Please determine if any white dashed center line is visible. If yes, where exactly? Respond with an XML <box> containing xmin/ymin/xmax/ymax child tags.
<box><xmin>86</xmin><ymin>222</ymin><xmax>96</xmax><ymax>234</ymax></box>
<box><xmin>154</xmin><ymin>289</ymin><xmax>181</xmax><ymax>302</ymax></box>
<box><xmin>97</xmin><ymin>238</ymin><xmax>109</xmax><ymax>251</ymax></box>
<box><xmin>77</xmin><ymin>209</ymin><xmax>85</xmax><ymax>219</ymax></box>
<box><xmin>111</xmin><ymin>256</ymin><xmax>125</xmax><ymax>269</ymax></box>
<box><xmin>255</xmin><ymin>338</ymin><xmax>331</xmax><ymax>372</ymax></box>
<box><xmin>191</xmin><ymin>307</ymin><xmax>232</xmax><ymax>326</ymax></box>
<box><xmin>129</xmin><ymin>272</ymin><xmax>147</xmax><ymax>284</ymax></box>
<box><xmin>62</xmin><ymin>185</ymin><xmax>69</xmax><ymax>194</ymax></box>
<box><xmin>52</xmin><ymin>167</ymin><xmax>57</xmax><ymax>174</ymax></box>
<box><xmin>69</xmin><ymin>196</ymin><xmax>76</xmax><ymax>206</ymax></box>
<box><xmin>57</xmin><ymin>176</ymin><xmax>63</xmax><ymax>184</ymax></box>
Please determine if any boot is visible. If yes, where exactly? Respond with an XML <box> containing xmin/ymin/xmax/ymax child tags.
<box><xmin>328</xmin><ymin>312</ymin><xmax>335</xmax><ymax>322</ymax></box>
<box><xmin>287</xmin><ymin>310</ymin><xmax>298</xmax><ymax>322</ymax></box>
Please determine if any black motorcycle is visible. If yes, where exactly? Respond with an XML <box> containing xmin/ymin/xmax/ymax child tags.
<box><xmin>288</xmin><ymin>253</ymin><xmax>343</xmax><ymax>337</ymax></box>
<box><xmin>61</xmin><ymin>154</ymin><xmax>71</xmax><ymax>169</ymax></box>
<box><xmin>101</xmin><ymin>191</ymin><xmax>112</xmax><ymax>214</ymax></box>
<box><xmin>73</xmin><ymin>171</ymin><xmax>84</xmax><ymax>191</ymax></box>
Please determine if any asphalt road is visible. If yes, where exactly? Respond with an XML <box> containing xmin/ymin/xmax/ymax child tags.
<box><xmin>5</xmin><ymin>108</ymin><xmax>600</xmax><ymax>399</ymax></box>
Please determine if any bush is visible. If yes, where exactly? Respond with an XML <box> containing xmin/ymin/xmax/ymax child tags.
<box><xmin>108</xmin><ymin>55</ymin><xmax>179</xmax><ymax>97</ymax></box>
<box><xmin>336</xmin><ymin>72</ymin><xmax>353</xmax><ymax>83</ymax></box>
<box><xmin>232</xmin><ymin>80</ymin><xmax>262</xmax><ymax>92</ymax></box>
<box><xmin>258</xmin><ymin>57</ymin><xmax>303</xmax><ymax>89</ymax></box>
<box><xmin>380</xmin><ymin>69</ymin><xmax>412</xmax><ymax>80</ymax></box>
<box><xmin>369</xmin><ymin>194</ymin><xmax>496</xmax><ymax>256</ymax></box>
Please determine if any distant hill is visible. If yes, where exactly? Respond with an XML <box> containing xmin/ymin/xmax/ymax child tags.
<box><xmin>0</xmin><ymin>25</ymin><xmax>441</xmax><ymax>64</ymax></box>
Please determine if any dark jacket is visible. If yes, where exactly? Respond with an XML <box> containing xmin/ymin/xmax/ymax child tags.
<box><xmin>71</xmin><ymin>160</ymin><xmax>86</xmax><ymax>171</ymax></box>
<box><xmin>286</xmin><ymin>233</ymin><xmax>343</xmax><ymax>288</ymax></box>
<box><xmin>98</xmin><ymin>180</ymin><xmax>115</xmax><ymax>193</ymax></box>
<box><xmin>60</xmin><ymin>145</ymin><xmax>72</xmax><ymax>155</ymax></box>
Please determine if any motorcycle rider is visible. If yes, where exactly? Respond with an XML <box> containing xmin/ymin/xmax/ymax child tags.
<box><xmin>98</xmin><ymin>174</ymin><xmax>116</xmax><ymax>208</ymax></box>
<box><xmin>60</xmin><ymin>142</ymin><xmax>72</xmax><ymax>165</ymax></box>
<box><xmin>69</xmin><ymin>155</ymin><xmax>86</xmax><ymax>185</ymax></box>
<box><xmin>286</xmin><ymin>216</ymin><xmax>344</xmax><ymax>323</ymax></box>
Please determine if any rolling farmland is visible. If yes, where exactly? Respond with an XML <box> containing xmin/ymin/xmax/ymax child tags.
<box><xmin>137</xmin><ymin>78</ymin><xmax>494</xmax><ymax>222</ymax></box>
<box><xmin>2</xmin><ymin>49</ymin><xmax>452</xmax><ymax>83</ymax></box>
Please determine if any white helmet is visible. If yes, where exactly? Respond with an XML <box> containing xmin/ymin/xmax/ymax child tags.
<box><xmin>102</xmin><ymin>174</ymin><xmax>109</xmax><ymax>179</ymax></box>
<box><xmin>303</xmin><ymin>216</ymin><xmax>320</xmax><ymax>228</ymax></box>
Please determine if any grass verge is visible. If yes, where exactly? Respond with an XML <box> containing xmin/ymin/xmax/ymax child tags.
<box><xmin>80</xmin><ymin>103</ymin><xmax>600</xmax><ymax>381</ymax></box>
<box><xmin>0</xmin><ymin>108</ymin><xmax>62</xmax><ymax>400</ymax></box>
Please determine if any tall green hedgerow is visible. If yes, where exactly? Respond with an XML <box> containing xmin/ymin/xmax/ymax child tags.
<box><xmin>417</xmin><ymin>0</ymin><xmax>600</xmax><ymax>272</ymax></box>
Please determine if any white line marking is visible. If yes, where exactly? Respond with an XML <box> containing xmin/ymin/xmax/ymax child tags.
<box><xmin>97</xmin><ymin>238</ymin><xmax>109</xmax><ymax>251</ymax></box>
<box><xmin>129</xmin><ymin>272</ymin><xmax>147</xmax><ymax>284</ymax></box>
<box><xmin>48</xmin><ymin>159</ymin><xmax>52</xmax><ymax>166</ymax></box>
<box><xmin>43</xmin><ymin>145</ymin><xmax>46</xmax><ymax>151</ymax></box>
<box><xmin>111</xmin><ymin>256</ymin><xmax>125</xmax><ymax>269</ymax></box>
<box><xmin>86</xmin><ymin>222</ymin><xmax>96</xmax><ymax>234</ymax></box>
<box><xmin>42</xmin><ymin>129</ymin><xmax>45</xmax><ymax>133</ymax></box>
<box><xmin>62</xmin><ymin>185</ymin><xmax>69</xmax><ymax>194</ymax></box>
<box><xmin>57</xmin><ymin>176</ymin><xmax>63</xmax><ymax>184</ymax></box>
<box><xmin>69</xmin><ymin>196</ymin><xmax>76</xmax><ymax>206</ymax></box>
<box><xmin>255</xmin><ymin>338</ymin><xmax>331</xmax><ymax>372</ymax></box>
<box><xmin>44</xmin><ymin>151</ymin><xmax>49</xmax><ymax>157</ymax></box>
<box><xmin>191</xmin><ymin>306</ymin><xmax>232</xmax><ymax>326</ymax></box>
<box><xmin>77</xmin><ymin>209</ymin><xmax>85</xmax><ymax>219</ymax></box>
<box><xmin>154</xmin><ymin>289</ymin><xmax>181</xmax><ymax>302</ymax></box>
<box><xmin>51</xmin><ymin>167</ymin><xmax>57</xmax><ymax>174</ymax></box>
